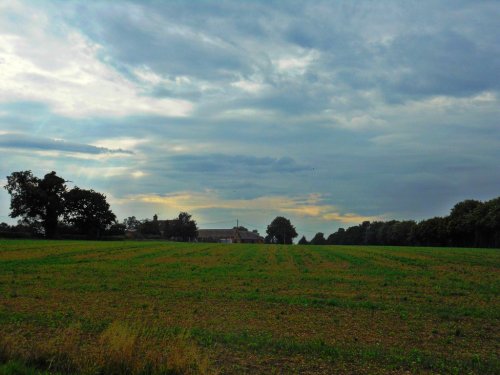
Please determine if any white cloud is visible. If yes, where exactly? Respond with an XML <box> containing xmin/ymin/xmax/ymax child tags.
<box><xmin>273</xmin><ymin>49</ymin><xmax>320</xmax><ymax>75</ymax></box>
<box><xmin>216</xmin><ymin>107</ymin><xmax>277</xmax><ymax>121</ymax></box>
<box><xmin>133</xmin><ymin>66</ymin><xmax>194</xmax><ymax>88</ymax></box>
<box><xmin>231</xmin><ymin>79</ymin><xmax>266</xmax><ymax>93</ymax></box>
<box><xmin>92</xmin><ymin>137</ymin><xmax>147</xmax><ymax>153</ymax></box>
<box><xmin>472</xmin><ymin>91</ymin><xmax>496</xmax><ymax>103</ymax></box>
<box><xmin>331</xmin><ymin>113</ymin><xmax>389</xmax><ymax>130</ymax></box>
<box><xmin>0</xmin><ymin>4</ymin><xmax>193</xmax><ymax>118</ymax></box>
<box><xmin>131</xmin><ymin>171</ymin><xmax>146</xmax><ymax>178</ymax></box>
<box><xmin>71</xmin><ymin>166</ymin><xmax>131</xmax><ymax>179</ymax></box>
<box><xmin>133</xmin><ymin>66</ymin><xmax>165</xmax><ymax>86</ymax></box>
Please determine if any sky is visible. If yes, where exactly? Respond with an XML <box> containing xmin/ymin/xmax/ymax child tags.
<box><xmin>0</xmin><ymin>0</ymin><xmax>499</xmax><ymax>238</ymax></box>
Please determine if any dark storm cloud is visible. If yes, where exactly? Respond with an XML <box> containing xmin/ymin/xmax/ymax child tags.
<box><xmin>61</xmin><ymin>1</ymin><xmax>254</xmax><ymax>81</ymax></box>
<box><xmin>378</xmin><ymin>31</ymin><xmax>500</xmax><ymax>101</ymax></box>
<box><xmin>51</xmin><ymin>0</ymin><xmax>499</xmax><ymax>110</ymax></box>
<box><xmin>167</xmin><ymin>154</ymin><xmax>308</xmax><ymax>174</ymax></box>
<box><xmin>0</xmin><ymin>134</ymin><xmax>133</xmax><ymax>155</ymax></box>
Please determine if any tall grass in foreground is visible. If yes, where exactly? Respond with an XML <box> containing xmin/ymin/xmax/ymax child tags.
<box><xmin>0</xmin><ymin>321</ymin><xmax>216</xmax><ymax>375</ymax></box>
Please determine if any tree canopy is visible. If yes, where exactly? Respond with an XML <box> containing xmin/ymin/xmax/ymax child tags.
<box><xmin>123</xmin><ymin>216</ymin><xmax>141</xmax><ymax>230</ymax></box>
<box><xmin>310</xmin><ymin>197</ymin><xmax>500</xmax><ymax>248</ymax></box>
<box><xmin>4</xmin><ymin>171</ymin><xmax>66</xmax><ymax>238</ymax></box>
<box><xmin>64</xmin><ymin>187</ymin><xmax>116</xmax><ymax>238</ymax></box>
<box><xmin>172</xmin><ymin>212</ymin><xmax>198</xmax><ymax>241</ymax></box>
<box><xmin>298</xmin><ymin>235</ymin><xmax>309</xmax><ymax>245</ymax></box>
<box><xmin>4</xmin><ymin>171</ymin><xmax>116</xmax><ymax>239</ymax></box>
<box><xmin>130</xmin><ymin>212</ymin><xmax>198</xmax><ymax>241</ymax></box>
<box><xmin>265</xmin><ymin>216</ymin><xmax>297</xmax><ymax>244</ymax></box>
<box><xmin>310</xmin><ymin>232</ymin><xmax>326</xmax><ymax>245</ymax></box>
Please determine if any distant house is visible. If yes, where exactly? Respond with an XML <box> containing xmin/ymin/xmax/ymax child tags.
<box><xmin>197</xmin><ymin>228</ymin><xmax>264</xmax><ymax>244</ymax></box>
<box><xmin>238</xmin><ymin>230</ymin><xmax>265</xmax><ymax>244</ymax></box>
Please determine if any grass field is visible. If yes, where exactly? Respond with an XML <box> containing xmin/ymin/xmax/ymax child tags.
<box><xmin>0</xmin><ymin>240</ymin><xmax>499</xmax><ymax>374</ymax></box>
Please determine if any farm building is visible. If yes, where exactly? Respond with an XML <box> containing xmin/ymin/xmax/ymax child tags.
<box><xmin>197</xmin><ymin>228</ymin><xmax>264</xmax><ymax>244</ymax></box>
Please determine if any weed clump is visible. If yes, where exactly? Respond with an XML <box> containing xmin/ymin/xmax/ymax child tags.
<box><xmin>0</xmin><ymin>321</ymin><xmax>216</xmax><ymax>375</ymax></box>
<box><xmin>98</xmin><ymin>321</ymin><xmax>140</xmax><ymax>374</ymax></box>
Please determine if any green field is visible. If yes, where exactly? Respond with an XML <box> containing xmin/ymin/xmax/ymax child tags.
<box><xmin>0</xmin><ymin>240</ymin><xmax>499</xmax><ymax>374</ymax></box>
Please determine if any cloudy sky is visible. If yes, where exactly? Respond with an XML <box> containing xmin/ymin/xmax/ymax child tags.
<box><xmin>0</xmin><ymin>0</ymin><xmax>499</xmax><ymax>238</ymax></box>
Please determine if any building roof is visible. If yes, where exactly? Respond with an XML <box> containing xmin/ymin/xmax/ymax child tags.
<box><xmin>238</xmin><ymin>230</ymin><xmax>264</xmax><ymax>240</ymax></box>
<box><xmin>197</xmin><ymin>228</ymin><xmax>264</xmax><ymax>241</ymax></box>
<box><xmin>197</xmin><ymin>229</ymin><xmax>236</xmax><ymax>239</ymax></box>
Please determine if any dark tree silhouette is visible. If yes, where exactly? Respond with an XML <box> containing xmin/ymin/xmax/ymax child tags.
<box><xmin>123</xmin><ymin>216</ymin><xmax>141</xmax><ymax>230</ymax></box>
<box><xmin>266</xmin><ymin>216</ymin><xmax>297</xmax><ymax>244</ymax></box>
<box><xmin>447</xmin><ymin>200</ymin><xmax>483</xmax><ymax>247</ymax></box>
<box><xmin>387</xmin><ymin>221</ymin><xmax>416</xmax><ymax>246</ymax></box>
<box><xmin>298</xmin><ymin>235</ymin><xmax>309</xmax><ymax>245</ymax></box>
<box><xmin>474</xmin><ymin>197</ymin><xmax>500</xmax><ymax>248</ymax></box>
<box><xmin>64</xmin><ymin>187</ymin><xmax>116</xmax><ymax>238</ymax></box>
<box><xmin>414</xmin><ymin>217</ymin><xmax>449</xmax><ymax>247</ymax></box>
<box><xmin>107</xmin><ymin>223</ymin><xmax>126</xmax><ymax>236</ymax></box>
<box><xmin>139</xmin><ymin>215</ymin><xmax>160</xmax><ymax>236</ymax></box>
<box><xmin>174</xmin><ymin>212</ymin><xmax>198</xmax><ymax>241</ymax></box>
<box><xmin>310</xmin><ymin>232</ymin><xmax>327</xmax><ymax>245</ymax></box>
<box><xmin>4</xmin><ymin>171</ymin><xmax>66</xmax><ymax>238</ymax></box>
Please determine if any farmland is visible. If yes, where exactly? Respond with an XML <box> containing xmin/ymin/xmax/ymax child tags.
<box><xmin>0</xmin><ymin>240</ymin><xmax>498</xmax><ymax>374</ymax></box>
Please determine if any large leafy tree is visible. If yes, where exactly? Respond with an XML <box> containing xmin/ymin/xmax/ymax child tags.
<box><xmin>447</xmin><ymin>200</ymin><xmax>482</xmax><ymax>247</ymax></box>
<box><xmin>4</xmin><ymin>171</ymin><xmax>67</xmax><ymax>238</ymax></box>
<box><xmin>474</xmin><ymin>197</ymin><xmax>500</xmax><ymax>247</ymax></box>
<box><xmin>123</xmin><ymin>216</ymin><xmax>141</xmax><ymax>230</ymax></box>
<box><xmin>298</xmin><ymin>235</ymin><xmax>309</xmax><ymax>245</ymax></box>
<box><xmin>266</xmin><ymin>216</ymin><xmax>298</xmax><ymax>244</ymax></box>
<box><xmin>140</xmin><ymin>218</ymin><xmax>160</xmax><ymax>236</ymax></box>
<box><xmin>162</xmin><ymin>212</ymin><xmax>197</xmax><ymax>241</ymax></box>
<box><xmin>174</xmin><ymin>212</ymin><xmax>198</xmax><ymax>241</ymax></box>
<box><xmin>64</xmin><ymin>187</ymin><xmax>116</xmax><ymax>238</ymax></box>
<box><xmin>387</xmin><ymin>220</ymin><xmax>417</xmax><ymax>246</ymax></box>
<box><xmin>310</xmin><ymin>232</ymin><xmax>327</xmax><ymax>245</ymax></box>
<box><xmin>414</xmin><ymin>217</ymin><xmax>449</xmax><ymax>247</ymax></box>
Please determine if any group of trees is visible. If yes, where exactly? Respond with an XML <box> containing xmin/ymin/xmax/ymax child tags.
<box><xmin>3</xmin><ymin>170</ymin><xmax>499</xmax><ymax>248</ymax></box>
<box><xmin>2</xmin><ymin>171</ymin><xmax>118</xmax><ymax>239</ymax></box>
<box><xmin>300</xmin><ymin>198</ymin><xmax>500</xmax><ymax>248</ymax></box>
<box><xmin>2</xmin><ymin>170</ymin><xmax>200</xmax><ymax>241</ymax></box>
<box><xmin>1</xmin><ymin>171</ymin><xmax>197</xmax><ymax>242</ymax></box>
<box><xmin>124</xmin><ymin>212</ymin><xmax>198</xmax><ymax>241</ymax></box>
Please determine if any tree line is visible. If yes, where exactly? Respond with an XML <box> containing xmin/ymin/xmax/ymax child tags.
<box><xmin>1</xmin><ymin>171</ymin><xmax>201</xmax><ymax>241</ymax></box>
<box><xmin>2</xmin><ymin>170</ymin><xmax>499</xmax><ymax>247</ymax></box>
<box><xmin>122</xmin><ymin>212</ymin><xmax>198</xmax><ymax>241</ymax></box>
<box><xmin>299</xmin><ymin>197</ymin><xmax>500</xmax><ymax>248</ymax></box>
